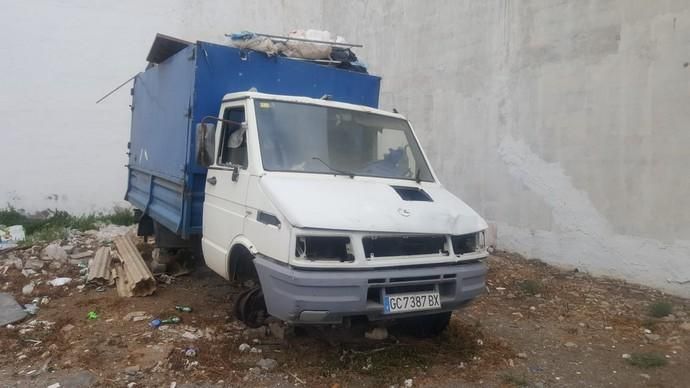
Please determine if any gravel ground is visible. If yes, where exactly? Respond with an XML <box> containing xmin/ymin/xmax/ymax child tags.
<box><xmin>1</xmin><ymin>232</ymin><xmax>688</xmax><ymax>387</ymax></box>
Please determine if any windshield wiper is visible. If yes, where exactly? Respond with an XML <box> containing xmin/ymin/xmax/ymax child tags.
<box><xmin>311</xmin><ymin>157</ymin><xmax>355</xmax><ymax>179</ymax></box>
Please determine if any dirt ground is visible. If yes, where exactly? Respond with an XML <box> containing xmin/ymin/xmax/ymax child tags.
<box><xmin>1</xmin><ymin>241</ymin><xmax>689</xmax><ymax>387</ymax></box>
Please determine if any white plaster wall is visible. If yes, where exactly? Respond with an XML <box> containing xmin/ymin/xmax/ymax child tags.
<box><xmin>2</xmin><ymin>0</ymin><xmax>688</xmax><ymax>296</ymax></box>
<box><xmin>320</xmin><ymin>0</ymin><xmax>690</xmax><ymax>296</ymax></box>
<box><xmin>0</xmin><ymin>0</ymin><xmax>322</xmax><ymax>214</ymax></box>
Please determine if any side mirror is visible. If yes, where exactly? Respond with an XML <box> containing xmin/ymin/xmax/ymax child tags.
<box><xmin>195</xmin><ymin>123</ymin><xmax>216</xmax><ymax>167</ymax></box>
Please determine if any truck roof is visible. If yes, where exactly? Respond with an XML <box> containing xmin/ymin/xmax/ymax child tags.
<box><xmin>222</xmin><ymin>91</ymin><xmax>405</xmax><ymax>120</ymax></box>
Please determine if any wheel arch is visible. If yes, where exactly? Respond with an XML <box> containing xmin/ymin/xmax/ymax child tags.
<box><xmin>227</xmin><ymin>236</ymin><xmax>258</xmax><ymax>282</ymax></box>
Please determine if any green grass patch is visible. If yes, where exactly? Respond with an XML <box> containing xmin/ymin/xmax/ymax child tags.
<box><xmin>626</xmin><ymin>352</ymin><xmax>667</xmax><ymax>368</ymax></box>
<box><xmin>518</xmin><ymin>279</ymin><xmax>543</xmax><ymax>296</ymax></box>
<box><xmin>500</xmin><ymin>373</ymin><xmax>529</xmax><ymax>387</ymax></box>
<box><xmin>647</xmin><ymin>301</ymin><xmax>673</xmax><ymax>318</ymax></box>
<box><xmin>0</xmin><ymin>205</ymin><xmax>136</xmax><ymax>244</ymax></box>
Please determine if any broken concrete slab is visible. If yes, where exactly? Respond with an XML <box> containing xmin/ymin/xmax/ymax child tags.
<box><xmin>0</xmin><ymin>292</ymin><xmax>28</xmax><ymax>326</ymax></box>
<box><xmin>42</xmin><ymin>244</ymin><xmax>68</xmax><ymax>261</ymax></box>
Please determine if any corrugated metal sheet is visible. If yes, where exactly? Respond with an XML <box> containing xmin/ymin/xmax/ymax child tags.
<box><xmin>113</xmin><ymin>236</ymin><xmax>156</xmax><ymax>297</ymax></box>
<box><xmin>86</xmin><ymin>247</ymin><xmax>112</xmax><ymax>285</ymax></box>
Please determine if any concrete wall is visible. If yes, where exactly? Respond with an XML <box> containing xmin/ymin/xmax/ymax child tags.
<box><xmin>0</xmin><ymin>0</ymin><xmax>322</xmax><ymax>214</ymax></box>
<box><xmin>322</xmin><ymin>0</ymin><xmax>690</xmax><ymax>296</ymax></box>
<box><xmin>2</xmin><ymin>0</ymin><xmax>688</xmax><ymax>296</ymax></box>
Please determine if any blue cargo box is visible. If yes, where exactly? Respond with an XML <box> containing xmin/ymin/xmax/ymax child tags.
<box><xmin>126</xmin><ymin>40</ymin><xmax>381</xmax><ymax>238</ymax></box>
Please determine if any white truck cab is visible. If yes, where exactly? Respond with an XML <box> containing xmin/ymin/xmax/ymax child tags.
<box><xmin>195</xmin><ymin>91</ymin><xmax>488</xmax><ymax>333</ymax></box>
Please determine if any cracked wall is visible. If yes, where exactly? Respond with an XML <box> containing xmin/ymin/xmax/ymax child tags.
<box><xmin>322</xmin><ymin>0</ymin><xmax>690</xmax><ymax>296</ymax></box>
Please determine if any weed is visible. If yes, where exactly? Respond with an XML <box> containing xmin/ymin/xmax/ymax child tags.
<box><xmin>519</xmin><ymin>279</ymin><xmax>543</xmax><ymax>296</ymax></box>
<box><xmin>626</xmin><ymin>352</ymin><xmax>667</xmax><ymax>368</ymax></box>
<box><xmin>500</xmin><ymin>373</ymin><xmax>529</xmax><ymax>386</ymax></box>
<box><xmin>0</xmin><ymin>206</ymin><xmax>136</xmax><ymax>244</ymax></box>
<box><xmin>648</xmin><ymin>301</ymin><xmax>673</xmax><ymax>318</ymax></box>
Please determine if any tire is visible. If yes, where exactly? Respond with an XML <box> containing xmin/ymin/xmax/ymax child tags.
<box><xmin>396</xmin><ymin>311</ymin><xmax>452</xmax><ymax>338</ymax></box>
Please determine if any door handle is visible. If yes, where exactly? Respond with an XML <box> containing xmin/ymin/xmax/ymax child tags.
<box><xmin>207</xmin><ymin>176</ymin><xmax>217</xmax><ymax>185</ymax></box>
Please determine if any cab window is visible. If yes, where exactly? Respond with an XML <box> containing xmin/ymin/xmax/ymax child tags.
<box><xmin>217</xmin><ymin>106</ymin><xmax>247</xmax><ymax>168</ymax></box>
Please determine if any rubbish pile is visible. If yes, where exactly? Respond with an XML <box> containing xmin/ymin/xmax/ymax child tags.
<box><xmin>0</xmin><ymin>225</ymin><xmax>25</xmax><ymax>251</ymax></box>
<box><xmin>227</xmin><ymin>29</ymin><xmax>367</xmax><ymax>73</ymax></box>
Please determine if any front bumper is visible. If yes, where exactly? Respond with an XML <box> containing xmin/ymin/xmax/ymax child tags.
<box><xmin>254</xmin><ymin>257</ymin><xmax>487</xmax><ymax>324</ymax></box>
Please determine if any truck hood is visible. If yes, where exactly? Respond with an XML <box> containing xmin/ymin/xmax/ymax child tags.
<box><xmin>259</xmin><ymin>175</ymin><xmax>487</xmax><ymax>235</ymax></box>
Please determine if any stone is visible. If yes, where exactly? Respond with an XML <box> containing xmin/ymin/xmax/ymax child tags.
<box><xmin>62</xmin><ymin>245</ymin><xmax>75</xmax><ymax>254</ymax></box>
<box><xmin>182</xmin><ymin>331</ymin><xmax>201</xmax><ymax>340</ymax></box>
<box><xmin>679</xmin><ymin>322</ymin><xmax>690</xmax><ymax>332</ymax></box>
<box><xmin>24</xmin><ymin>259</ymin><xmax>44</xmax><ymax>271</ymax></box>
<box><xmin>622</xmin><ymin>353</ymin><xmax>631</xmax><ymax>359</ymax></box>
<box><xmin>61</xmin><ymin>324</ymin><xmax>75</xmax><ymax>333</ymax></box>
<box><xmin>238</xmin><ymin>343</ymin><xmax>251</xmax><ymax>352</ymax></box>
<box><xmin>517</xmin><ymin>352</ymin><xmax>528</xmax><ymax>359</ymax></box>
<box><xmin>365</xmin><ymin>327</ymin><xmax>388</xmax><ymax>341</ymax></box>
<box><xmin>404</xmin><ymin>378</ymin><xmax>414</xmax><ymax>387</ymax></box>
<box><xmin>123</xmin><ymin>311</ymin><xmax>148</xmax><ymax>321</ymax></box>
<box><xmin>268</xmin><ymin>321</ymin><xmax>285</xmax><ymax>340</ymax></box>
<box><xmin>48</xmin><ymin>261</ymin><xmax>63</xmax><ymax>271</ymax></box>
<box><xmin>42</xmin><ymin>244</ymin><xmax>68</xmax><ymax>261</ymax></box>
<box><xmin>563</xmin><ymin>342</ymin><xmax>577</xmax><ymax>348</ymax></box>
<box><xmin>21</xmin><ymin>269</ymin><xmax>37</xmax><ymax>277</ymax></box>
<box><xmin>5</xmin><ymin>254</ymin><xmax>23</xmax><ymax>270</ymax></box>
<box><xmin>22</xmin><ymin>283</ymin><xmax>34</xmax><ymax>296</ymax></box>
<box><xmin>256</xmin><ymin>358</ymin><xmax>277</xmax><ymax>370</ymax></box>
<box><xmin>244</xmin><ymin>326</ymin><xmax>267</xmax><ymax>339</ymax></box>
<box><xmin>124</xmin><ymin>365</ymin><xmax>141</xmax><ymax>375</ymax></box>
<box><xmin>645</xmin><ymin>333</ymin><xmax>661</xmax><ymax>341</ymax></box>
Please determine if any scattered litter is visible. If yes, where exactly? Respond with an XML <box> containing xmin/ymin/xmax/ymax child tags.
<box><xmin>404</xmin><ymin>378</ymin><xmax>414</xmax><ymax>387</ymax></box>
<box><xmin>184</xmin><ymin>346</ymin><xmax>198</xmax><ymax>357</ymax></box>
<box><xmin>48</xmin><ymin>277</ymin><xmax>72</xmax><ymax>287</ymax></box>
<box><xmin>87</xmin><ymin>311</ymin><xmax>99</xmax><ymax>320</ymax></box>
<box><xmin>47</xmin><ymin>383</ymin><xmax>60</xmax><ymax>388</ymax></box>
<box><xmin>175</xmin><ymin>305</ymin><xmax>193</xmax><ymax>312</ymax></box>
<box><xmin>0</xmin><ymin>225</ymin><xmax>25</xmax><ymax>251</ymax></box>
<box><xmin>149</xmin><ymin>316</ymin><xmax>181</xmax><ymax>328</ymax></box>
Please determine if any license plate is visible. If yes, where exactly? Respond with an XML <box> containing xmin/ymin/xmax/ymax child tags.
<box><xmin>383</xmin><ymin>291</ymin><xmax>441</xmax><ymax>314</ymax></box>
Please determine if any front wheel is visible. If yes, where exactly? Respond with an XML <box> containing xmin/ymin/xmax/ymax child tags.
<box><xmin>395</xmin><ymin>311</ymin><xmax>452</xmax><ymax>338</ymax></box>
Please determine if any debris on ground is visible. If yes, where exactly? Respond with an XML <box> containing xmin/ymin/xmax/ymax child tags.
<box><xmin>1</xmin><ymin>235</ymin><xmax>689</xmax><ymax>387</ymax></box>
<box><xmin>113</xmin><ymin>235</ymin><xmax>156</xmax><ymax>297</ymax></box>
<box><xmin>0</xmin><ymin>292</ymin><xmax>27</xmax><ymax>325</ymax></box>
<box><xmin>256</xmin><ymin>358</ymin><xmax>278</xmax><ymax>370</ymax></box>
<box><xmin>86</xmin><ymin>247</ymin><xmax>112</xmax><ymax>285</ymax></box>
<box><xmin>48</xmin><ymin>277</ymin><xmax>72</xmax><ymax>287</ymax></box>
<box><xmin>364</xmin><ymin>327</ymin><xmax>388</xmax><ymax>341</ymax></box>
<box><xmin>0</xmin><ymin>225</ymin><xmax>25</xmax><ymax>251</ymax></box>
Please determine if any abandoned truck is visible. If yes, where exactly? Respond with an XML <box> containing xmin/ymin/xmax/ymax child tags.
<box><xmin>125</xmin><ymin>35</ymin><xmax>488</xmax><ymax>335</ymax></box>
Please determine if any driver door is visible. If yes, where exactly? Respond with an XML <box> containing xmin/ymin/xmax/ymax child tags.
<box><xmin>201</xmin><ymin>100</ymin><xmax>251</xmax><ymax>278</ymax></box>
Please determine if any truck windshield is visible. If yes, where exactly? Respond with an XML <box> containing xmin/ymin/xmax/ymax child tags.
<box><xmin>254</xmin><ymin>100</ymin><xmax>434</xmax><ymax>182</ymax></box>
